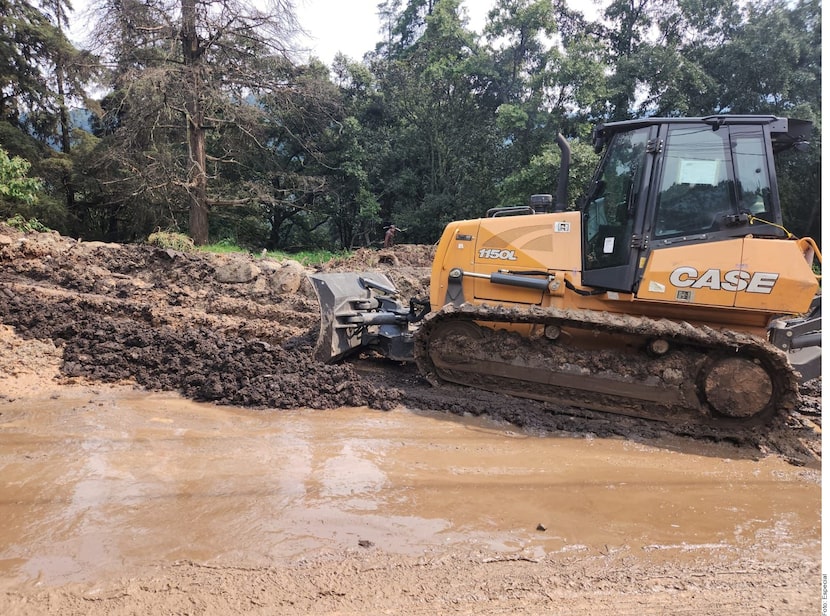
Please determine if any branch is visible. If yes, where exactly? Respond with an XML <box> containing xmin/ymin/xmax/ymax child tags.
<box><xmin>207</xmin><ymin>197</ymin><xmax>253</xmax><ymax>207</ymax></box>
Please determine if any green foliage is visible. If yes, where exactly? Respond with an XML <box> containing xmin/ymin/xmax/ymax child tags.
<box><xmin>199</xmin><ymin>239</ymin><xmax>242</xmax><ymax>253</ymax></box>
<box><xmin>4</xmin><ymin>214</ymin><xmax>52</xmax><ymax>233</ymax></box>
<box><xmin>498</xmin><ymin>139</ymin><xmax>599</xmax><ymax>210</ymax></box>
<box><xmin>0</xmin><ymin>0</ymin><xmax>97</xmax><ymax>238</ymax></box>
<box><xmin>0</xmin><ymin>148</ymin><xmax>42</xmax><ymax>207</ymax></box>
<box><xmin>269</xmin><ymin>249</ymin><xmax>351</xmax><ymax>266</ymax></box>
<box><xmin>0</xmin><ymin>145</ymin><xmax>72</xmax><ymax>232</ymax></box>
<box><xmin>4</xmin><ymin>0</ymin><xmax>821</xmax><ymax>250</ymax></box>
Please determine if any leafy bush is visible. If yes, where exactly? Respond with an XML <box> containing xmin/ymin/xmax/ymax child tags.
<box><xmin>5</xmin><ymin>214</ymin><xmax>51</xmax><ymax>233</ymax></box>
<box><xmin>0</xmin><ymin>148</ymin><xmax>41</xmax><ymax>206</ymax></box>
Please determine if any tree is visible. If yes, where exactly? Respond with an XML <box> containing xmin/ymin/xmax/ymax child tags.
<box><xmin>8</xmin><ymin>0</ymin><xmax>816</xmax><ymax>250</ymax></box>
<box><xmin>495</xmin><ymin>139</ymin><xmax>598</xmax><ymax>211</ymax></box>
<box><xmin>485</xmin><ymin>0</ymin><xmax>560</xmax><ymax>166</ymax></box>
<box><xmin>218</xmin><ymin>58</ymin><xmax>347</xmax><ymax>251</ymax></box>
<box><xmin>0</xmin><ymin>0</ymin><xmax>96</xmax><ymax>229</ymax></box>
<box><xmin>364</xmin><ymin>0</ymin><xmax>504</xmax><ymax>241</ymax></box>
<box><xmin>86</xmin><ymin>0</ymin><xmax>303</xmax><ymax>245</ymax></box>
<box><xmin>687</xmin><ymin>0</ymin><xmax>820</xmax><ymax>115</ymax></box>
<box><xmin>483</xmin><ymin>0</ymin><xmax>605</xmax><ymax>208</ymax></box>
<box><xmin>316</xmin><ymin>56</ymin><xmax>385</xmax><ymax>248</ymax></box>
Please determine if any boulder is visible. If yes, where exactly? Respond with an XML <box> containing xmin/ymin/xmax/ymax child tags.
<box><xmin>268</xmin><ymin>260</ymin><xmax>305</xmax><ymax>294</ymax></box>
<box><xmin>214</xmin><ymin>255</ymin><xmax>261</xmax><ymax>284</ymax></box>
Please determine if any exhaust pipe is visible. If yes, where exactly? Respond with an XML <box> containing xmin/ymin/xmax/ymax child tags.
<box><xmin>554</xmin><ymin>132</ymin><xmax>570</xmax><ymax>212</ymax></box>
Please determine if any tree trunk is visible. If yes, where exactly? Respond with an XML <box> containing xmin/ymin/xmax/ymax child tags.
<box><xmin>56</xmin><ymin>63</ymin><xmax>76</xmax><ymax>216</ymax></box>
<box><xmin>187</xmin><ymin>94</ymin><xmax>209</xmax><ymax>245</ymax></box>
<box><xmin>181</xmin><ymin>0</ymin><xmax>209</xmax><ymax>245</ymax></box>
<box><xmin>49</xmin><ymin>0</ymin><xmax>76</xmax><ymax>222</ymax></box>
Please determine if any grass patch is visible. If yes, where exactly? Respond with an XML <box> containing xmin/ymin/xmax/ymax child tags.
<box><xmin>199</xmin><ymin>239</ymin><xmax>242</xmax><ymax>254</ymax></box>
<box><xmin>198</xmin><ymin>239</ymin><xmax>350</xmax><ymax>266</ymax></box>
<box><xmin>268</xmin><ymin>249</ymin><xmax>350</xmax><ymax>266</ymax></box>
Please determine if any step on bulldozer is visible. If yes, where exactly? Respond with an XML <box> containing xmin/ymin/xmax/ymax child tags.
<box><xmin>311</xmin><ymin>115</ymin><xmax>821</xmax><ymax>427</ymax></box>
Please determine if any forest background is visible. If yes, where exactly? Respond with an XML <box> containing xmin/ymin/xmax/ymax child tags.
<box><xmin>0</xmin><ymin>0</ymin><xmax>821</xmax><ymax>251</ymax></box>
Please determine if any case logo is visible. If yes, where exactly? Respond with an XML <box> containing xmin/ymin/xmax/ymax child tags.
<box><xmin>669</xmin><ymin>266</ymin><xmax>779</xmax><ymax>294</ymax></box>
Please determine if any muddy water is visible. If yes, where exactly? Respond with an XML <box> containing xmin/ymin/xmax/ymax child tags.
<box><xmin>0</xmin><ymin>389</ymin><xmax>820</xmax><ymax>586</ymax></box>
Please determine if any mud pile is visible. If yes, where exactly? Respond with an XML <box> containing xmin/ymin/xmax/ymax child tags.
<box><xmin>0</xmin><ymin>224</ymin><xmax>821</xmax><ymax>463</ymax></box>
<box><xmin>0</xmin><ymin>226</ymin><xmax>412</xmax><ymax>410</ymax></box>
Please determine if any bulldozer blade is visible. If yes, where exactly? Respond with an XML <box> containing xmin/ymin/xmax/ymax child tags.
<box><xmin>309</xmin><ymin>271</ymin><xmax>403</xmax><ymax>363</ymax></box>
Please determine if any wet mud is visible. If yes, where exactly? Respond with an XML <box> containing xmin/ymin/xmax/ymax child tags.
<box><xmin>0</xmin><ymin>392</ymin><xmax>820</xmax><ymax>589</ymax></box>
<box><xmin>0</xmin><ymin>224</ymin><xmax>822</xmax><ymax>614</ymax></box>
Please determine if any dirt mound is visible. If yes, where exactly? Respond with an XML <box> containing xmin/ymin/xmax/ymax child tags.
<box><xmin>0</xmin><ymin>225</ymin><xmax>399</xmax><ymax>410</ymax></box>
<box><xmin>0</xmin><ymin>224</ymin><xmax>820</xmax><ymax>463</ymax></box>
<box><xmin>321</xmin><ymin>244</ymin><xmax>437</xmax><ymax>270</ymax></box>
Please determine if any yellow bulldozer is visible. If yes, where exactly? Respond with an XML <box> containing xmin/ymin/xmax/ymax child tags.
<box><xmin>311</xmin><ymin>115</ymin><xmax>821</xmax><ymax>428</ymax></box>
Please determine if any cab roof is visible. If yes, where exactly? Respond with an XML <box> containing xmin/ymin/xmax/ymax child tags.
<box><xmin>593</xmin><ymin>115</ymin><xmax>811</xmax><ymax>153</ymax></box>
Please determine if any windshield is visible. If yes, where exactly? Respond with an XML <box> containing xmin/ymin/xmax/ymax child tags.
<box><xmin>653</xmin><ymin>125</ymin><xmax>772</xmax><ymax>238</ymax></box>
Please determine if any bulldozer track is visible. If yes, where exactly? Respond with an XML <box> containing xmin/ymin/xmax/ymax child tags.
<box><xmin>413</xmin><ymin>303</ymin><xmax>801</xmax><ymax>430</ymax></box>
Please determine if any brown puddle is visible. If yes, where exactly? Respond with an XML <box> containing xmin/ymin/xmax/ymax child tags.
<box><xmin>0</xmin><ymin>389</ymin><xmax>820</xmax><ymax>586</ymax></box>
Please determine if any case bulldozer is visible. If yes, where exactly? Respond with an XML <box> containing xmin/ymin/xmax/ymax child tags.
<box><xmin>310</xmin><ymin>115</ymin><xmax>821</xmax><ymax>427</ymax></box>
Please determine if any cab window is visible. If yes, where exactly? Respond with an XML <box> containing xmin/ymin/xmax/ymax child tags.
<box><xmin>732</xmin><ymin>127</ymin><xmax>772</xmax><ymax>216</ymax></box>
<box><xmin>654</xmin><ymin>125</ymin><xmax>735</xmax><ymax>239</ymax></box>
<box><xmin>584</xmin><ymin>128</ymin><xmax>649</xmax><ymax>270</ymax></box>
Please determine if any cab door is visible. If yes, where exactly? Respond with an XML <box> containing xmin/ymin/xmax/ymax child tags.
<box><xmin>581</xmin><ymin>125</ymin><xmax>657</xmax><ymax>292</ymax></box>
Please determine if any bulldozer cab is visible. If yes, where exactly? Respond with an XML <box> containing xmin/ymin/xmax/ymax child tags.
<box><xmin>581</xmin><ymin>116</ymin><xmax>810</xmax><ymax>293</ymax></box>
